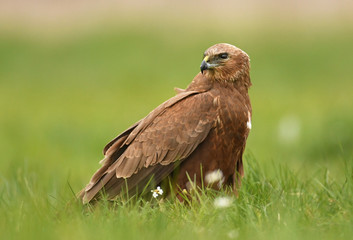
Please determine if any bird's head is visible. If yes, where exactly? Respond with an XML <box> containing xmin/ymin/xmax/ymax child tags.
<box><xmin>200</xmin><ymin>43</ymin><xmax>250</xmax><ymax>85</ymax></box>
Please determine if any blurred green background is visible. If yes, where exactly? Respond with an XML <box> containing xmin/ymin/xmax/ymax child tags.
<box><xmin>0</xmin><ymin>0</ymin><xmax>353</xmax><ymax>238</ymax></box>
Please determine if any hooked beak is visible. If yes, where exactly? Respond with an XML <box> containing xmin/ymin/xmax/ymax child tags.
<box><xmin>200</xmin><ymin>55</ymin><xmax>218</xmax><ymax>74</ymax></box>
<box><xmin>200</xmin><ymin>60</ymin><xmax>208</xmax><ymax>74</ymax></box>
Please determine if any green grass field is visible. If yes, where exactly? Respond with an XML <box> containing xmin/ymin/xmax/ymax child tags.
<box><xmin>1</xmin><ymin>21</ymin><xmax>353</xmax><ymax>240</ymax></box>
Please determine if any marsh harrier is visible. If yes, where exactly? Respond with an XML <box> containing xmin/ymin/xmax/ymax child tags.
<box><xmin>80</xmin><ymin>43</ymin><xmax>252</xmax><ymax>203</ymax></box>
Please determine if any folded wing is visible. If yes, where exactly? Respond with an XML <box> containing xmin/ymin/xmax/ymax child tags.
<box><xmin>80</xmin><ymin>90</ymin><xmax>217</xmax><ymax>203</ymax></box>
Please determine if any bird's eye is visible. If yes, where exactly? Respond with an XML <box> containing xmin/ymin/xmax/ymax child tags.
<box><xmin>219</xmin><ymin>53</ymin><xmax>228</xmax><ymax>59</ymax></box>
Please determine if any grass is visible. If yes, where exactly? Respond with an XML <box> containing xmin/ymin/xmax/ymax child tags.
<box><xmin>0</xmin><ymin>21</ymin><xmax>353</xmax><ymax>239</ymax></box>
<box><xmin>1</xmin><ymin>157</ymin><xmax>352</xmax><ymax>240</ymax></box>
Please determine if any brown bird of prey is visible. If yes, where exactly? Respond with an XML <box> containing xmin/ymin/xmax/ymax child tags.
<box><xmin>80</xmin><ymin>43</ymin><xmax>252</xmax><ymax>203</ymax></box>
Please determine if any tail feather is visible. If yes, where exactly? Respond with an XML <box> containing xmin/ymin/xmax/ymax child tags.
<box><xmin>79</xmin><ymin>127</ymin><xmax>134</xmax><ymax>203</ymax></box>
<box><xmin>80</xmin><ymin>162</ymin><xmax>180</xmax><ymax>203</ymax></box>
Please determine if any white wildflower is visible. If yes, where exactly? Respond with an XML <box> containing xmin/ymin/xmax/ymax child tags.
<box><xmin>205</xmin><ymin>169</ymin><xmax>224</xmax><ymax>185</ymax></box>
<box><xmin>151</xmin><ymin>186</ymin><xmax>163</xmax><ymax>198</ymax></box>
<box><xmin>214</xmin><ymin>196</ymin><xmax>233</xmax><ymax>208</ymax></box>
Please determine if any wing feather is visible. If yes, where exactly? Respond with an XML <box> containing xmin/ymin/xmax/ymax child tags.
<box><xmin>114</xmin><ymin>93</ymin><xmax>215</xmax><ymax>177</ymax></box>
<box><xmin>81</xmin><ymin>89</ymin><xmax>216</xmax><ymax>202</ymax></box>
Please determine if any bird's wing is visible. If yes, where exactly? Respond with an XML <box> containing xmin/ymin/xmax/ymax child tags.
<box><xmin>81</xmin><ymin>90</ymin><xmax>217</xmax><ymax>202</ymax></box>
<box><xmin>111</xmin><ymin>90</ymin><xmax>217</xmax><ymax>178</ymax></box>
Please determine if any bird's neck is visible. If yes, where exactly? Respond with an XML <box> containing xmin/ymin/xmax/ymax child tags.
<box><xmin>216</xmin><ymin>73</ymin><xmax>252</xmax><ymax>111</ymax></box>
<box><xmin>232</xmin><ymin>73</ymin><xmax>251</xmax><ymax>96</ymax></box>
<box><xmin>186</xmin><ymin>73</ymin><xmax>251</xmax><ymax>98</ymax></box>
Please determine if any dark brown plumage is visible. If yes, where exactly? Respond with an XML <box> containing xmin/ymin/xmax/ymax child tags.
<box><xmin>80</xmin><ymin>43</ymin><xmax>252</xmax><ymax>203</ymax></box>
